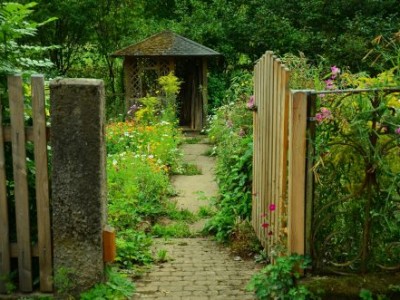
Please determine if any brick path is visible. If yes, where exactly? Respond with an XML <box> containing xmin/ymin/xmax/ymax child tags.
<box><xmin>133</xmin><ymin>238</ymin><xmax>260</xmax><ymax>299</ymax></box>
<box><xmin>133</xmin><ymin>138</ymin><xmax>260</xmax><ymax>299</ymax></box>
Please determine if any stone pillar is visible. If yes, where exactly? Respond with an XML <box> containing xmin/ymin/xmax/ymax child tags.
<box><xmin>50</xmin><ymin>79</ymin><xmax>107</xmax><ymax>297</ymax></box>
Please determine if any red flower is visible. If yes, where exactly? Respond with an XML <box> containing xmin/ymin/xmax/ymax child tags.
<box><xmin>261</xmin><ymin>222</ymin><xmax>269</xmax><ymax>229</ymax></box>
<box><xmin>269</xmin><ymin>203</ymin><xmax>276</xmax><ymax>211</ymax></box>
<box><xmin>268</xmin><ymin>231</ymin><xmax>273</xmax><ymax>236</ymax></box>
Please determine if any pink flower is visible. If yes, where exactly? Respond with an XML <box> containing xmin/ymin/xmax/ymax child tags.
<box><xmin>325</xmin><ymin>79</ymin><xmax>335</xmax><ymax>90</ymax></box>
<box><xmin>315</xmin><ymin>108</ymin><xmax>332</xmax><ymax>123</ymax></box>
<box><xmin>247</xmin><ymin>95</ymin><xmax>257</xmax><ymax>111</ymax></box>
<box><xmin>315</xmin><ymin>113</ymin><xmax>324</xmax><ymax>123</ymax></box>
<box><xmin>247</xmin><ymin>95</ymin><xmax>255</xmax><ymax>109</ymax></box>
<box><xmin>269</xmin><ymin>203</ymin><xmax>276</xmax><ymax>211</ymax></box>
<box><xmin>331</xmin><ymin>66</ymin><xmax>341</xmax><ymax>77</ymax></box>
<box><xmin>395</xmin><ymin>127</ymin><xmax>400</xmax><ymax>135</ymax></box>
<box><xmin>262</xmin><ymin>222</ymin><xmax>269</xmax><ymax>229</ymax></box>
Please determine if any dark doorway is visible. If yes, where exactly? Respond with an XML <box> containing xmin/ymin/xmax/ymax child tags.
<box><xmin>175</xmin><ymin>57</ymin><xmax>202</xmax><ymax>128</ymax></box>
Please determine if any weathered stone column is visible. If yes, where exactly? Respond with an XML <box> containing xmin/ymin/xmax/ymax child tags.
<box><xmin>50</xmin><ymin>79</ymin><xmax>107</xmax><ymax>298</ymax></box>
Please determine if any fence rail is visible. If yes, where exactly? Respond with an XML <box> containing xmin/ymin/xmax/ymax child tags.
<box><xmin>0</xmin><ymin>75</ymin><xmax>52</xmax><ymax>293</ymax></box>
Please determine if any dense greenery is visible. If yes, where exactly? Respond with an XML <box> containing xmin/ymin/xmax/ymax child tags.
<box><xmin>312</xmin><ymin>66</ymin><xmax>400</xmax><ymax>273</ymax></box>
<box><xmin>205</xmin><ymin>71</ymin><xmax>253</xmax><ymax>241</ymax></box>
<box><xmin>3</xmin><ymin>0</ymin><xmax>398</xmax><ymax>116</ymax></box>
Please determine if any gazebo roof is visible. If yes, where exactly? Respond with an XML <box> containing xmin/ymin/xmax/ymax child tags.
<box><xmin>111</xmin><ymin>30</ymin><xmax>221</xmax><ymax>57</ymax></box>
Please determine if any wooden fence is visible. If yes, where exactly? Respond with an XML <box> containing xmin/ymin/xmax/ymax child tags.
<box><xmin>0</xmin><ymin>75</ymin><xmax>52</xmax><ymax>293</ymax></box>
<box><xmin>252</xmin><ymin>51</ymin><xmax>308</xmax><ymax>257</ymax></box>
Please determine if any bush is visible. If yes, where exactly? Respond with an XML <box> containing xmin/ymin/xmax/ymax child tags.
<box><xmin>205</xmin><ymin>70</ymin><xmax>254</xmax><ymax>241</ymax></box>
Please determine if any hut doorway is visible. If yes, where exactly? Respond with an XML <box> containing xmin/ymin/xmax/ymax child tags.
<box><xmin>175</xmin><ymin>57</ymin><xmax>201</xmax><ymax>128</ymax></box>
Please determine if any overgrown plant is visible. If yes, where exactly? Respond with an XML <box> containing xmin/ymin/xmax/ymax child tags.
<box><xmin>80</xmin><ymin>268</ymin><xmax>135</xmax><ymax>300</ymax></box>
<box><xmin>247</xmin><ymin>254</ymin><xmax>313</xmax><ymax>300</ymax></box>
<box><xmin>205</xmin><ymin>71</ymin><xmax>254</xmax><ymax>241</ymax></box>
<box><xmin>312</xmin><ymin>66</ymin><xmax>400</xmax><ymax>273</ymax></box>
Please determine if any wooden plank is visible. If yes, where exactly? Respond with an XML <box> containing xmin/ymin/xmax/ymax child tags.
<box><xmin>273</xmin><ymin>59</ymin><xmax>281</xmax><ymax>247</ymax></box>
<box><xmin>3</xmin><ymin>126</ymin><xmax>50</xmax><ymax>142</ymax></box>
<box><xmin>31</xmin><ymin>75</ymin><xmax>53</xmax><ymax>292</ymax></box>
<box><xmin>8</xmin><ymin>75</ymin><xmax>32</xmax><ymax>292</ymax></box>
<box><xmin>280</xmin><ymin>67</ymin><xmax>291</xmax><ymax>242</ymax></box>
<box><xmin>260</xmin><ymin>53</ymin><xmax>267</xmax><ymax>246</ymax></box>
<box><xmin>0</xmin><ymin>99</ymin><xmax>10</xmax><ymax>293</ymax></box>
<box><xmin>10</xmin><ymin>243</ymin><xmax>39</xmax><ymax>257</ymax></box>
<box><xmin>266</xmin><ymin>54</ymin><xmax>274</xmax><ymax>251</ymax></box>
<box><xmin>287</xmin><ymin>91</ymin><xmax>308</xmax><ymax>255</ymax></box>
<box><xmin>252</xmin><ymin>61</ymin><xmax>259</xmax><ymax>236</ymax></box>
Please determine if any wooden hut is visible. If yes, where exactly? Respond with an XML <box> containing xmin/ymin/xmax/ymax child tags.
<box><xmin>111</xmin><ymin>30</ymin><xmax>221</xmax><ymax>130</ymax></box>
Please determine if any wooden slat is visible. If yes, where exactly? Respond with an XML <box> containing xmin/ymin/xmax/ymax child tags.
<box><xmin>10</xmin><ymin>243</ymin><xmax>39</xmax><ymax>257</ymax></box>
<box><xmin>252</xmin><ymin>61</ymin><xmax>259</xmax><ymax>237</ymax></box>
<box><xmin>266</xmin><ymin>54</ymin><xmax>274</xmax><ymax>249</ymax></box>
<box><xmin>275</xmin><ymin>58</ymin><xmax>281</xmax><ymax>247</ymax></box>
<box><xmin>280</xmin><ymin>67</ymin><xmax>290</xmax><ymax>236</ymax></box>
<box><xmin>288</xmin><ymin>91</ymin><xmax>308</xmax><ymax>255</ymax></box>
<box><xmin>8</xmin><ymin>75</ymin><xmax>32</xmax><ymax>292</ymax></box>
<box><xmin>3</xmin><ymin>126</ymin><xmax>50</xmax><ymax>142</ymax></box>
<box><xmin>31</xmin><ymin>75</ymin><xmax>53</xmax><ymax>292</ymax></box>
<box><xmin>0</xmin><ymin>99</ymin><xmax>10</xmax><ymax>293</ymax></box>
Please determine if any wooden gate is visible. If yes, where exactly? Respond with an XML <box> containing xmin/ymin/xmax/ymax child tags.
<box><xmin>0</xmin><ymin>75</ymin><xmax>52</xmax><ymax>293</ymax></box>
<box><xmin>252</xmin><ymin>51</ymin><xmax>308</xmax><ymax>257</ymax></box>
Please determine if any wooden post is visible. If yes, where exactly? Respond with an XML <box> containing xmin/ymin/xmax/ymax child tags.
<box><xmin>8</xmin><ymin>75</ymin><xmax>32</xmax><ymax>292</ymax></box>
<box><xmin>288</xmin><ymin>91</ymin><xmax>308</xmax><ymax>255</ymax></box>
<box><xmin>0</xmin><ymin>99</ymin><xmax>10</xmax><ymax>293</ymax></box>
<box><xmin>31</xmin><ymin>75</ymin><xmax>53</xmax><ymax>292</ymax></box>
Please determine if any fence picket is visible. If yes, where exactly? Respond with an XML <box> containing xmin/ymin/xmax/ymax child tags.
<box><xmin>8</xmin><ymin>75</ymin><xmax>32</xmax><ymax>292</ymax></box>
<box><xmin>31</xmin><ymin>75</ymin><xmax>53</xmax><ymax>292</ymax></box>
<box><xmin>0</xmin><ymin>99</ymin><xmax>10</xmax><ymax>293</ymax></box>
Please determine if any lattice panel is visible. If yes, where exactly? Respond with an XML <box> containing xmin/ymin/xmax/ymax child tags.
<box><xmin>159</xmin><ymin>58</ymin><xmax>172</xmax><ymax>76</ymax></box>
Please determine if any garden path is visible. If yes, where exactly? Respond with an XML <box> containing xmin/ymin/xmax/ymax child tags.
<box><xmin>133</xmin><ymin>135</ymin><xmax>260</xmax><ymax>299</ymax></box>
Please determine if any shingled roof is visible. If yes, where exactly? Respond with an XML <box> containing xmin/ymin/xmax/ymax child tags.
<box><xmin>111</xmin><ymin>30</ymin><xmax>221</xmax><ymax>57</ymax></box>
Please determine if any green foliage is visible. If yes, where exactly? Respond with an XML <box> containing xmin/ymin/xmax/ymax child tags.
<box><xmin>312</xmin><ymin>67</ymin><xmax>400</xmax><ymax>272</ymax></box>
<box><xmin>0</xmin><ymin>273</ymin><xmax>16</xmax><ymax>294</ymax></box>
<box><xmin>151</xmin><ymin>222</ymin><xmax>192</xmax><ymax>238</ymax></box>
<box><xmin>172</xmin><ymin>162</ymin><xmax>202</xmax><ymax>176</ymax></box>
<box><xmin>156</xmin><ymin>249</ymin><xmax>169</xmax><ymax>263</ymax></box>
<box><xmin>205</xmin><ymin>71</ymin><xmax>253</xmax><ymax>241</ymax></box>
<box><xmin>247</xmin><ymin>255</ymin><xmax>313</xmax><ymax>300</ymax></box>
<box><xmin>107</xmin><ymin>152</ymin><xmax>171</xmax><ymax>229</ymax></box>
<box><xmin>0</xmin><ymin>2</ymin><xmax>56</xmax><ymax>74</ymax></box>
<box><xmin>198</xmin><ymin>206</ymin><xmax>216</xmax><ymax>218</ymax></box>
<box><xmin>80</xmin><ymin>268</ymin><xmax>135</xmax><ymax>300</ymax></box>
<box><xmin>53</xmin><ymin>267</ymin><xmax>77</xmax><ymax>296</ymax></box>
<box><xmin>115</xmin><ymin>230</ymin><xmax>153</xmax><ymax>267</ymax></box>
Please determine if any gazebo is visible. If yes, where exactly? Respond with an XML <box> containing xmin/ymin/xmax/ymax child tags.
<box><xmin>111</xmin><ymin>30</ymin><xmax>221</xmax><ymax>130</ymax></box>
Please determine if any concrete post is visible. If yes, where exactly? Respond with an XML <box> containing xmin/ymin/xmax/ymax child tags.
<box><xmin>50</xmin><ymin>79</ymin><xmax>107</xmax><ymax>297</ymax></box>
